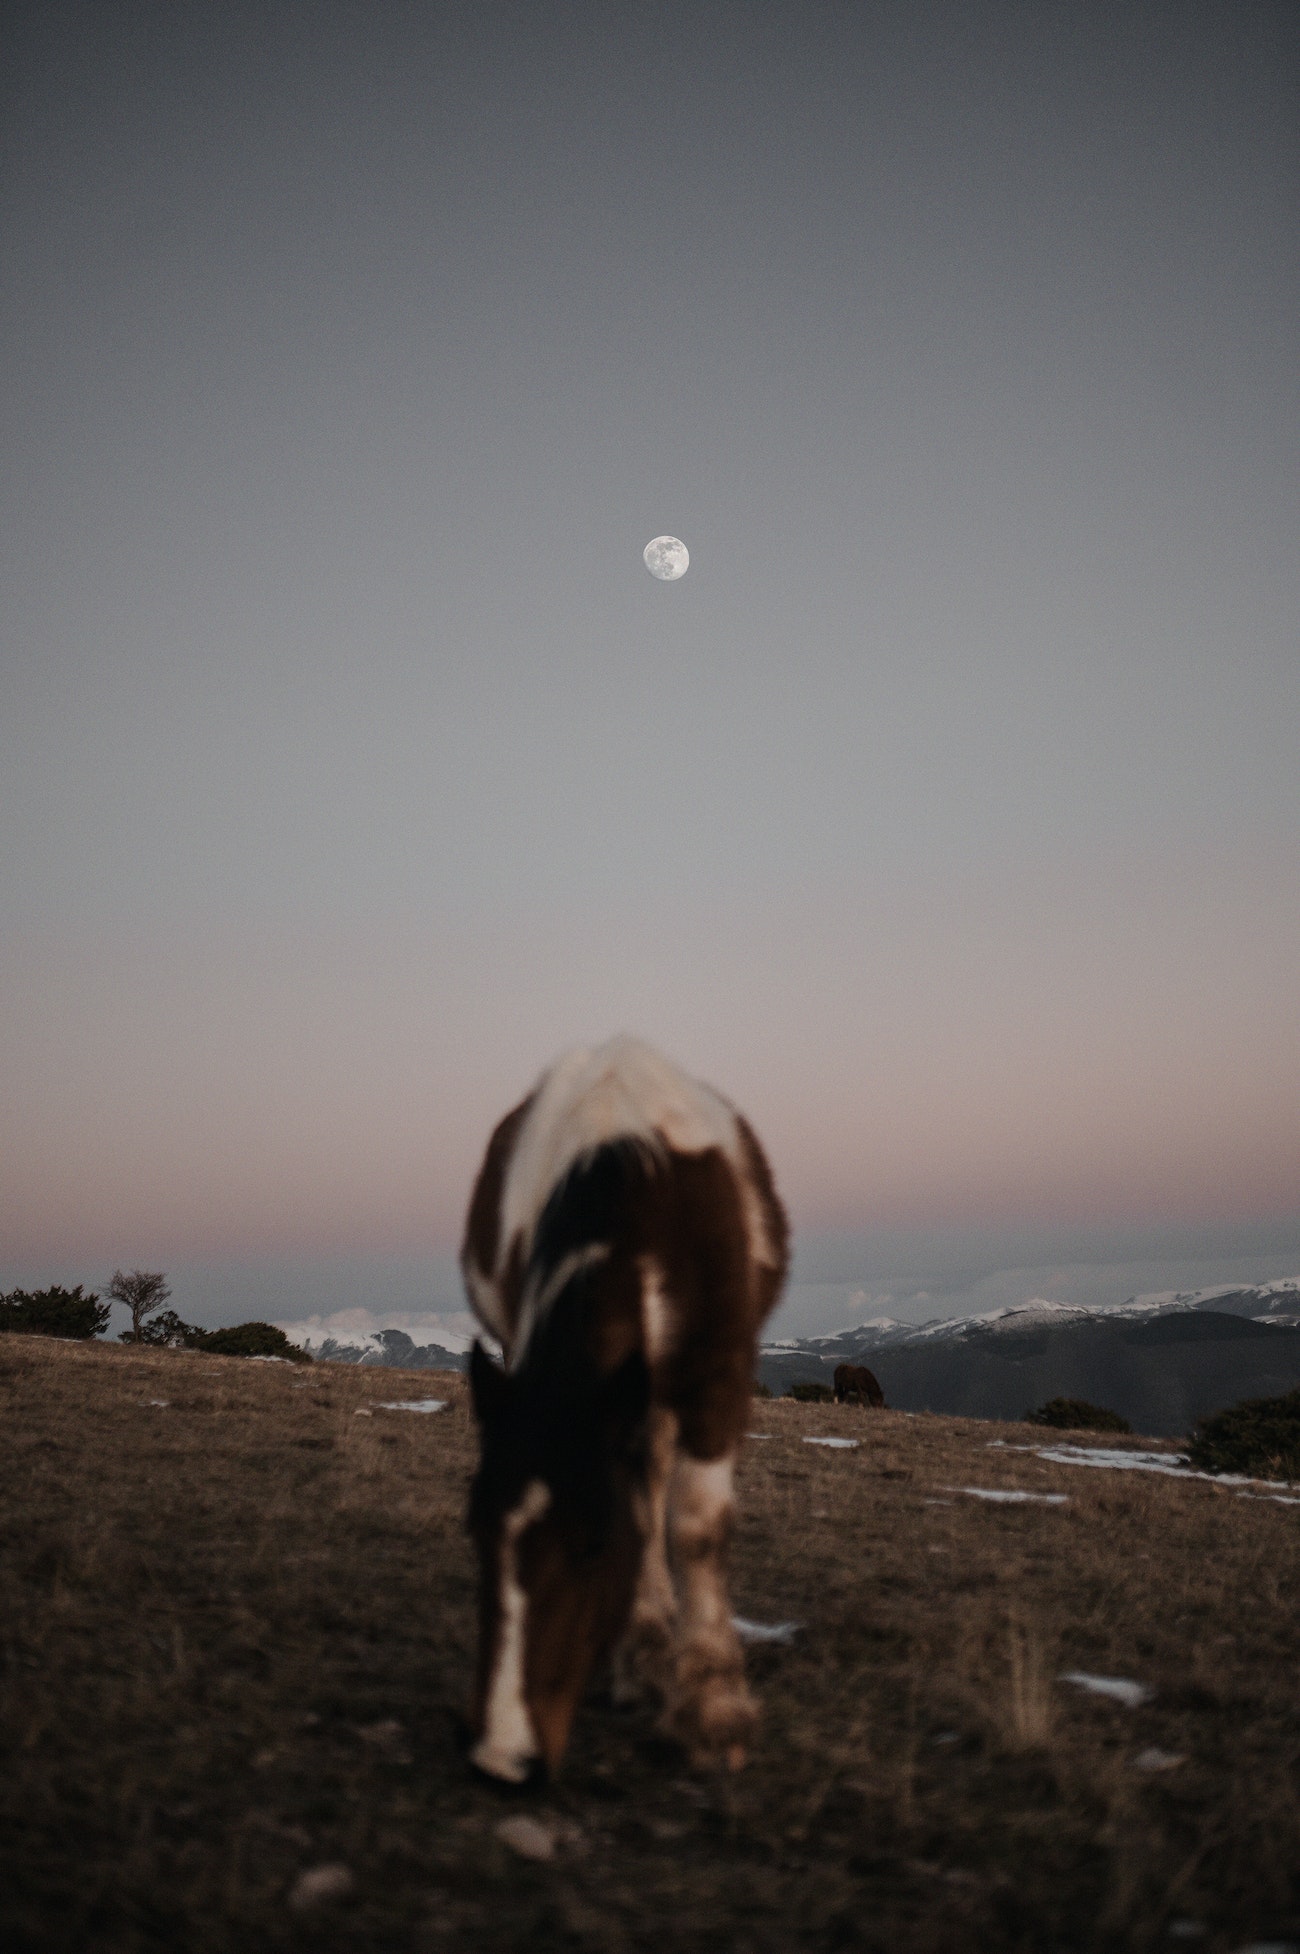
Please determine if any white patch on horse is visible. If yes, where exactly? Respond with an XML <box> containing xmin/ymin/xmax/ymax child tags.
<box><xmin>677</xmin><ymin>1453</ymin><xmax>734</xmax><ymax>1519</ymax></box>
<box><xmin>510</xmin><ymin>1243</ymin><xmax>612</xmax><ymax>1370</ymax></box>
<box><xmin>737</xmin><ymin>1170</ymin><xmax>782</xmax><ymax>1276</ymax></box>
<box><xmin>463</xmin><ymin>1260</ymin><xmax>509</xmax><ymax>1342</ymax></box>
<box><xmin>471</xmin><ymin>1479</ymin><xmax>551</xmax><ymax>1782</ymax></box>
<box><xmin>672</xmin><ymin>1453</ymin><xmax>737</xmax><ymax>1640</ymax></box>
<box><xmin>640</xmin><ymin>1257</ymin><xmax>676</xmax><ymax>1364</ymax></box>
<box><xmin>497</xmin><ymin>1037</ymin><xmax>742</xmax><ymax>1266</ymax></box>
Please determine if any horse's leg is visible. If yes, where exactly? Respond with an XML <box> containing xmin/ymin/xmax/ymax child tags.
<box><xmin>664</xmin><ymin>1449</ymin><xmax>754</xmax><ymax>1768</ymax></box>
<box><xmin>610</xmin><ymin>1404</ymin><xmax>678</xmax><ymax>1704</ymax></box>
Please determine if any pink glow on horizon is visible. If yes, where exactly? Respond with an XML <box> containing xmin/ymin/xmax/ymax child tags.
<box><xmin>3</xmin><ymin>855</ymin><xmax>1297</xmax><ymax>1272</ymax></box>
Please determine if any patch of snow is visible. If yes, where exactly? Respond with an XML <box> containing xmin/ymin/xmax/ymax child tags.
<box><xmin>1059</xmin><ymin>1671</ymin><xmax>1150</xmax><ymax>1708</ymax></box>
<box><xmin>495</xmin><ymin>1814</ymin><xmax>583</xmax><ymax>1862</ymax></box>
<box><xmin>945</xmin><ymin>1486</ymin><xmax>1068</xmax><ymax>1505</ymax></box>
<box><xmin>761</xmin><ymin>1314</ymin><xmax>906</xmax><ymax>1354</ymax></box>
<box><xmin>805</xmin><ymin>1315</ymin><xmax>905</xmax><ymax>1344</ymax></box>
<box><xmin>802</xmin><ymin>1435</ymin><xmax>860</xmax><ymax>1449</ymax></box>
<box><xmin>145</xmin><ymin>1399</ymin><xmax>168</xmax><ymax>1407</ymax></box>
<box><xmin>732</xmin><ymin>1615</ymin><xmax>801</xmax><ymax>1644</ymax></box>
<box><xmin>1035</xmin><ymin>1445</ymin><xmax>1299</xmax><ymax>1494</ymax></box>
<box><xmin>375</xmin><ymin>1399</ymin><xmax>446</xmax><ymax>1414</ymax></box>
<box><xmin>746</xmin><ymin>1431</ymin><xmax>774</xmax><ymax>1440</ymax></box>
<box><xmin>1035</xmin><ymin>1444</ymin><xmax>1194</xmax><ymax>1477</ymax></box>
<box><xmin>1132</xmin><ymin>1747</ymin><xmax>1184</xmax><ymax>1771</ymax></box>
<box><xmin>994</xmin><ymin>1437</ymin><xmax>1183</xmax><ymax>1457</ymax></box>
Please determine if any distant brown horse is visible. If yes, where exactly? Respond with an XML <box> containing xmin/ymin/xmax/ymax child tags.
<box><xmin>833</xmin><ymin>1362</ymin><xmax>884</xmax><ymax>1408</ymax></box>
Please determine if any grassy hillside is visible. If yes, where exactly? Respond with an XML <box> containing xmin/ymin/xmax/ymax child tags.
<box><xmin>1</xmin><ymin>1335</ymin><xmax>1297</xmax><ymax>1953</ymax></box>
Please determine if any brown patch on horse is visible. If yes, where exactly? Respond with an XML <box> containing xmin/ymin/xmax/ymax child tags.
<box><xmin>460</xmin><ymin>1093</ymin><xmax>534</xmax><ymax>1341</ymax></box>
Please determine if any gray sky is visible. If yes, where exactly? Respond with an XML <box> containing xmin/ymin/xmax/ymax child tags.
<box><xmin>3</xmin><ymin>1</ymin><xmax>1298</xmax><ymax>1337</ymax></box>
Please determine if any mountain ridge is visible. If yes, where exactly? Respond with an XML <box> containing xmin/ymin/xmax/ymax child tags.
<box><xmin>758</xmin><ymin>1280</ymin><xmax>1300</xmax><ymax>1436</ymax></box>
<box><xmin>762</xmin><ymin>1278</ymin><xmax>1300</xmax><ymax>1357</ymax></box>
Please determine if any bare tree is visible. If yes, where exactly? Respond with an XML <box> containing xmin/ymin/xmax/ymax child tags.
<box><xmin>108</xmin><ymin>1269</ymin><xmax>171</xmax><ymax>1342</ymax></box>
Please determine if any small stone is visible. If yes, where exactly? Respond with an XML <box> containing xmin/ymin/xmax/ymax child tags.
<box><xmin>495</xmin><ymin>1814</ymin><xmax>559</xmax><ymax>1862</ymax></box>
<box><xmin>1059</xmin><ymin>1670</ymin><xmax>1150</xmax><ymax>1709</ymax></box>
<box><xmin>356</xmin><ymin>1718</ymin><xmax>411</xmax><ymax>1760</ymax></box>
<box><xmin>288</xmin><ymin>1864</ymin><xmax>355</xmax><ymax>1910</ymax></box>
<box><xmin>731</xmin><ymin>1615</ymin><xmax>801</xmax><ymax>1645</ymax></box>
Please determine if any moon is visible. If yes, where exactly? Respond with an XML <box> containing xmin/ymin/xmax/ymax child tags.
<box><xmin>643</xmin><ymin>535</ymin><xmax>689</xmax><ymax>581</ymax></box>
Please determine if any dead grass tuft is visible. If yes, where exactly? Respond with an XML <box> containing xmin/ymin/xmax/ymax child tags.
<box><xmin>1004</xmin><ymin>1612</ymin><xmax>1053</xmax><ymax>1752</ymax></box>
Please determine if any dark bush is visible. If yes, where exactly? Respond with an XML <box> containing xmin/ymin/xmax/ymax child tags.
<box><xmin>192</xmin><ymin>1321</ymin><xmax>311</xmax><ymax>1362</ymax></box>
<box><xmin>0</xmin><ymin>1285</ymin><xmax>110</xmax><ymax>1340</ymax></box>
<box><xmin>133</xmin><ymin>1309</ymin><xmax>204</xmax><ymax>1348</ymax></box>
<box><xmin>752</xmin><ymin>1380</ymin><xmax>773</xmax><ymax>1399</ymax></box>
<box><xmin>788</xmin><ymin>1380</ymin><xmax>835</xmax><ymax>1403</ymax></box>
<box><xmin>1187</xmin><ymin>1386</ymin><xmax>1300</xmax><ymax>1484</ymax></box>
<box><xmin>1026</xmin><ymin>1397</ymin><xmax>1131</xmax><ymax>1433</ymax></box>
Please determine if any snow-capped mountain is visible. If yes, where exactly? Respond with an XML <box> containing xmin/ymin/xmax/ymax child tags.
<box><xmin>306</xmin><ymin>1327</ymin><xmax>468</xmax><ymax>1370</ymax></box>
<box><xmin>758</xmin><ymin>1280</ymin><xmax>1300</xmax><ymax>1436</ymax></box>
<box><xmin>761</xmin><ymin>1279</ymin><xmax>1300</xmax><ymax>1362</ymax></box>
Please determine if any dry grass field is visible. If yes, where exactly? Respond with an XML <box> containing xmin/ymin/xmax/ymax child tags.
<box><xmin>2</xmin><ymin>1334</ymin><xmax>1297</xmax><ymax>1954</ymax></box>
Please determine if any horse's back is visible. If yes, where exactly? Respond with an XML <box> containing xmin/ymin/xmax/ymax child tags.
<box><xmin>463</xmin><ymin>1038</ymin><xmax>788</xmax><ymax>1373</ymax></box>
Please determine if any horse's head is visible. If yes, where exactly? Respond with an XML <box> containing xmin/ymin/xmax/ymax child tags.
<box><xmin>466</xmin><ymin>1337</ymin><xmax>649</xmax><ymax>1781</ymax></box>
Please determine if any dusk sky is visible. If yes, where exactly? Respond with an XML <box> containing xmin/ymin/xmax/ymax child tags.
<box><xmin>3</xmin><ymin>1</ymin><xmax>1297</xmax><ymax>1342</ymax></box>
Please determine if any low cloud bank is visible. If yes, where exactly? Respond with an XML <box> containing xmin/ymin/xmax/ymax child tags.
<box><xmin>276</xmin><ymin>1309</ymin><xmax>477</xmax><ymax>1369</ymax></box>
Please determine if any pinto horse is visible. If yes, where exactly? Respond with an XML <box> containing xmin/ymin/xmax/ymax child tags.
<box><xmin>461</xmin><ymin>1037</ymin><xmax>788</xmax><ymax>1783</ymax></box>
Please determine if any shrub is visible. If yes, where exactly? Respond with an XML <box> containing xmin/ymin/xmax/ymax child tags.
<box><xmin>134</xmin><ymin>1309</ymin><xmax>204</xmax><ymax>1348</ymax></box>
<box><xmin>788</xmin><ymin>1380</ymin><xmax>835</xmax><ymax>1404</ymax></box>
<box><xmin>1187</xmin><ymin>1386</ymin><xmax>1300</xmax><ymax>1484</ymax></box>
<box><xmin>1026</xmin><ymin>1397</ymin><xmax>1131</xmax><ymax>1433</ymax></box>
<box><xmin>192</xmin><ymin>1321</ymin><xmax>311</xmax><ymax>1363</ymax></box>
<box><xmin>0</xmin><ymin>1285</ymin><xmax>110</xmax><ymax>1340</ymax></box>
<box><xmin>752</xmin><ymin>1380</ymin><xmax>773</xmax><ymax>1399</ymax></box>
